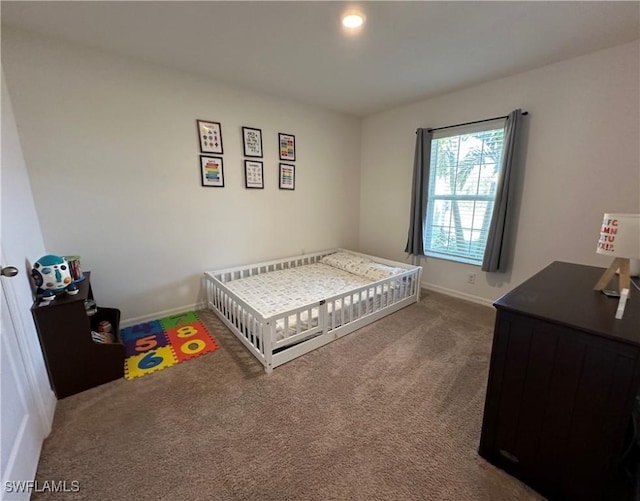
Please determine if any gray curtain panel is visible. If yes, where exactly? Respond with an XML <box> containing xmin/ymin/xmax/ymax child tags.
<box><xmin>405</xmin><ymin>128</ymin><xmax>433</xmax><ymax>256</ymax></box>
<box><xmin>481</xmin><ymin>109</ymin><xmax>524</xmax><ymax>273</ymax></box>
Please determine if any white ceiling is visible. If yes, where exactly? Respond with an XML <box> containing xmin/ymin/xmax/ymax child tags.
<box><xmin>2</xmin><ymin>1</ymin><xmax>638</xmax><ymax>116</ymax></box>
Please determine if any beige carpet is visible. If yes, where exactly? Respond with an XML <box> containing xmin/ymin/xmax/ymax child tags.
<box><xmin>33</xmin><ymin>291</ymin><xmax>543</xmax><ymax>500</ymax></box>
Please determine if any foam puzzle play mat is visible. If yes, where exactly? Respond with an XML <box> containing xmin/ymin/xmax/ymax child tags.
<box><xmin>121</xmin><ymin>311</ymin><xmax>219</xmax><ymax>380</ymax></box>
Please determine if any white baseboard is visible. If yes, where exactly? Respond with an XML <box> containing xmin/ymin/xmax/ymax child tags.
<box><xmin>122</xmin><ymin>286</ymin><xmax>493</xmax><ymax>327</ymax></box>
<box><xmin>43</xmin><ymin>393</ymin><xmax>56</xmax><ymax>435</ymax></box>
<box><xmin>421</xmin><ymin>282</ymin><xmax>495</xmax><ymax>308</ymax></box>
<box><xmin>120</xmin><ymin>302</ymin><xmax>206</xmax><ymax>328</ymax></box>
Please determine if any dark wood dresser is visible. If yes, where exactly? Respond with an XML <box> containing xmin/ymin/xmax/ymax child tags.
<box><xmin>479</xmin><ymin>261</ymin><xmax>640</xmax><ymax>500</ymax></box>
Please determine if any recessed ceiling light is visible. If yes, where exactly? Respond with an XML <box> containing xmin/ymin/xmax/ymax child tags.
<box><xmin>342</xmin><ymin>11</ymin><xmax>365</xmax><ymax>29</ymax></box>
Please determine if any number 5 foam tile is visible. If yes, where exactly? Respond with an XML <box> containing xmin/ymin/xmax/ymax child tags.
<box><xmin>124</xmin><ymin>331</ymin><xmax>170</xmax><ymax>357</ymax></box>
<box><xmin>124</xmin><ymin>345</ymin><xmax>177</xmax><ymax>380</ymax></box>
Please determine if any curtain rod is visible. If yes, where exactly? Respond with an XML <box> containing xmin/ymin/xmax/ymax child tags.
<box><xmin>417</xmin><ymin>111</ymin><xmax>528</xmax><ymax>134</ymax></box>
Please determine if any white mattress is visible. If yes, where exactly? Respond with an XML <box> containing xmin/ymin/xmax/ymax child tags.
<box><xmin>224</xmin><ymin>263</ymin><xmax>393</xmax><ymax>341</ymax></box>
<box><xmin>224</xmin><ymin>263</ymin><xmax>372</xmax><ymax>318</ymax></box>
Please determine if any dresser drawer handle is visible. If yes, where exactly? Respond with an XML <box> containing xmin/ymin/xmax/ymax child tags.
<box><xmin>499</xmin><ymin>449</ymin><xmax>520</xmax><ymax>463</ymax></box>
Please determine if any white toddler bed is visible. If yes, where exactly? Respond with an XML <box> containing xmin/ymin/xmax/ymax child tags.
<box><xmin>204</xmin><ymin>249</ymin><xmax>422</xmax><ymax>373</ymax></box>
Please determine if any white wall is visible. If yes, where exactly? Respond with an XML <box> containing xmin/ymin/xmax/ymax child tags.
<box><xmin>360</xmin><ymin>41</ymin><xmax>640</xmax><ymax>303</ymax></box>
<box><xmin>2</xmin><ymin>28</ymin><xmax>362</xmax><ymax>323</ymax></box>
<box><xmin>4</xmin><ymin>29</ymin><xmax>638</xmax><ymax>317</ymax></box>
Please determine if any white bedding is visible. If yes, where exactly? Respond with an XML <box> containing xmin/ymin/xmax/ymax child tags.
<box><xmin>223</xmin><ymin>262</ymin><xmax>399</xmax><ymax>341</ymax></box>
<box><xmin>224</xmin><ymin>263</ymin><xmax>372</xmax><ymax>318</ymax></box>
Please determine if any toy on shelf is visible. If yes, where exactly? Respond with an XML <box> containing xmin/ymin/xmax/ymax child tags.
<box><xmin>63</xmin><ymin>255</ymin><xmax>85</xmax><ymax>283</ymax></box>
<box><xmin>32</xmin><ymin>255</ymin><xmax>79</xmax><ymax>300</ymax></box>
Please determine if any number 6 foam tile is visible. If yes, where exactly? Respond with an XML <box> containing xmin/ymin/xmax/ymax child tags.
<box><xmin>124</xmin><ymin>346</ymin><xmax>177</xmax><ymax>380</ymax></box>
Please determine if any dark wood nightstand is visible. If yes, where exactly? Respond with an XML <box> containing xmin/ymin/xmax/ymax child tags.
<box><xmin>31</xmin><ymin>272</ymin><xmax>125</xmax><ymax>398</ymax></box>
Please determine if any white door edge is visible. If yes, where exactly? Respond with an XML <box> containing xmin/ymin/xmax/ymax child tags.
<box><xmin>1</xmin><ymin>247</ymin><xmax>55</xmax><ymax>434</ymax></box>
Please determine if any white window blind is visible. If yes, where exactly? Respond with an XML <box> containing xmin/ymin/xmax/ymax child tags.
<box><xmin>424</xmin><ymin>119</ymin><xmax>506</xmax><ymax>265</ymax></box>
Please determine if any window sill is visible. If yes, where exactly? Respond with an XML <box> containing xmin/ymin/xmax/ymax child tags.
<box><xmin>424</xmin><ymin>251</ymin><xmax>482</xmax><ymax>267</ymax></box>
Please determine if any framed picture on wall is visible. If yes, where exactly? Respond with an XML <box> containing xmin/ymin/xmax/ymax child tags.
<box><xmin>196</xmin><ymin>120</ymin><xmax>223</xmax><ymax>154</ymax></box>
<box><xmin>279</xmin><ymin>163</ymin><xmax>295</xmax><ymax>190</ymax></box>
<box><xmin>242</xmin><ymin>126</ymin><xmax>263</xmax><ymax>158</ymax></box>
<box><xmin>200</xmin><ymin>155</ymin><xmax>225</xmax><ymax>187</ymax></box>
<box><xmin>278</xmin><ymin>133</ymin><xmax>296</xmax><ymax>161</ymax></box>
<box><xmin>244</xmin><ymin>160</ymin><xmax>264</xmax><ymax>189</ymax></box>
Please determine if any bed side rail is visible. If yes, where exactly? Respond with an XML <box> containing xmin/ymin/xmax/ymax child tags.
<box><xmin>204</xmin><ymin>273</ymin><xmax>268</xmax><ymax>364</ymax></box>
<box><xmin>206</xmin><ymin>248</ymin><xmax>338</xmax><ymax>283</ymax></box>
<box><xmin>321</xmin><ymin>268</ymin><xmax>420</xmax><ymax>331</ymax></box>
<box><xmin>267</xmin><ymin>267</ymin><xmax>421</xmax><ymax>349</ymax></box>
<box><xmin>270</xmin><ymin>302</ymin><xmax>326</xmax><ymax>350</ymax></box>
<box><xmin>337</xmin><ymin>248</ymin><xmax>419</xmax><ymax>271</ymax></box>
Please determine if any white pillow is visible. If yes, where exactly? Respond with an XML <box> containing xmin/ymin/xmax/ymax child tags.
<box><xmin>320</xmin><ymin>251</ymin><xmax>372</xmax><ymax>275</ymax></box>
<box><xmin>321</xmin><ymin>252</ymin><xmax>405</xmax><ymax>281</ymax></box>
<box><xmin>361</xmin><ymin>262</ymin><xmax>405</xmax><ymax>281</ymax></box>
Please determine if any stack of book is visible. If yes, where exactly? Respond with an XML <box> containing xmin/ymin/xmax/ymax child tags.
<box><xmin>91</xmin><ymin>330</ymin><xmax>114</xmax><ymax>344</ymax></box>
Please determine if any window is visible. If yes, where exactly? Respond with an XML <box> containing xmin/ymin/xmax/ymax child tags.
<box><xmin>424</xmin><ymin>119</ymin><xmax>505</xmax><ymax>265</ymax></box>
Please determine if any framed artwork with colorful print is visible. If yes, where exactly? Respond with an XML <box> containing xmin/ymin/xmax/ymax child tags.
<box><xmin>197</xmin><ymin>120</ymin><xmax>223</xmax><ymax>154</ymax></box>
<box><xmin>279</xmin><ymin>163</ymin><xmax>295</xmax><ymax>190</ymax></box>
<box><xmin>200</xmin><ymin>155</ymin><xmax>225</xmax><ymax>187</ymax></box>
<box><xmin>278</xmin><ymin>132</ymin><xmax>296</xmax><ymax>161</ymax></box>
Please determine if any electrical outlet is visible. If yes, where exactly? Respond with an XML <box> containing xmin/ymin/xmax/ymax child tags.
<box><xmin>467</xmin><ymin>272</ymin><xmax>476</xmax><ymax>284</ymax></box>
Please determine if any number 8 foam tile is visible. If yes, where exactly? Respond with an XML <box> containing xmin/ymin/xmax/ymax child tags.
<box><xmin>124</xmin><ymin>345</ymin><xmax>177</xmax><ymax>380</ymax></box>
<box><xmin>173</xmin><ymin>332</ymin><xmax>219</xmax><ymax>363</ymax></box>
<box><xmin>164</xmin><ymin>321</ymin><xmax>219</xmax><ymax>362</ymax></box>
